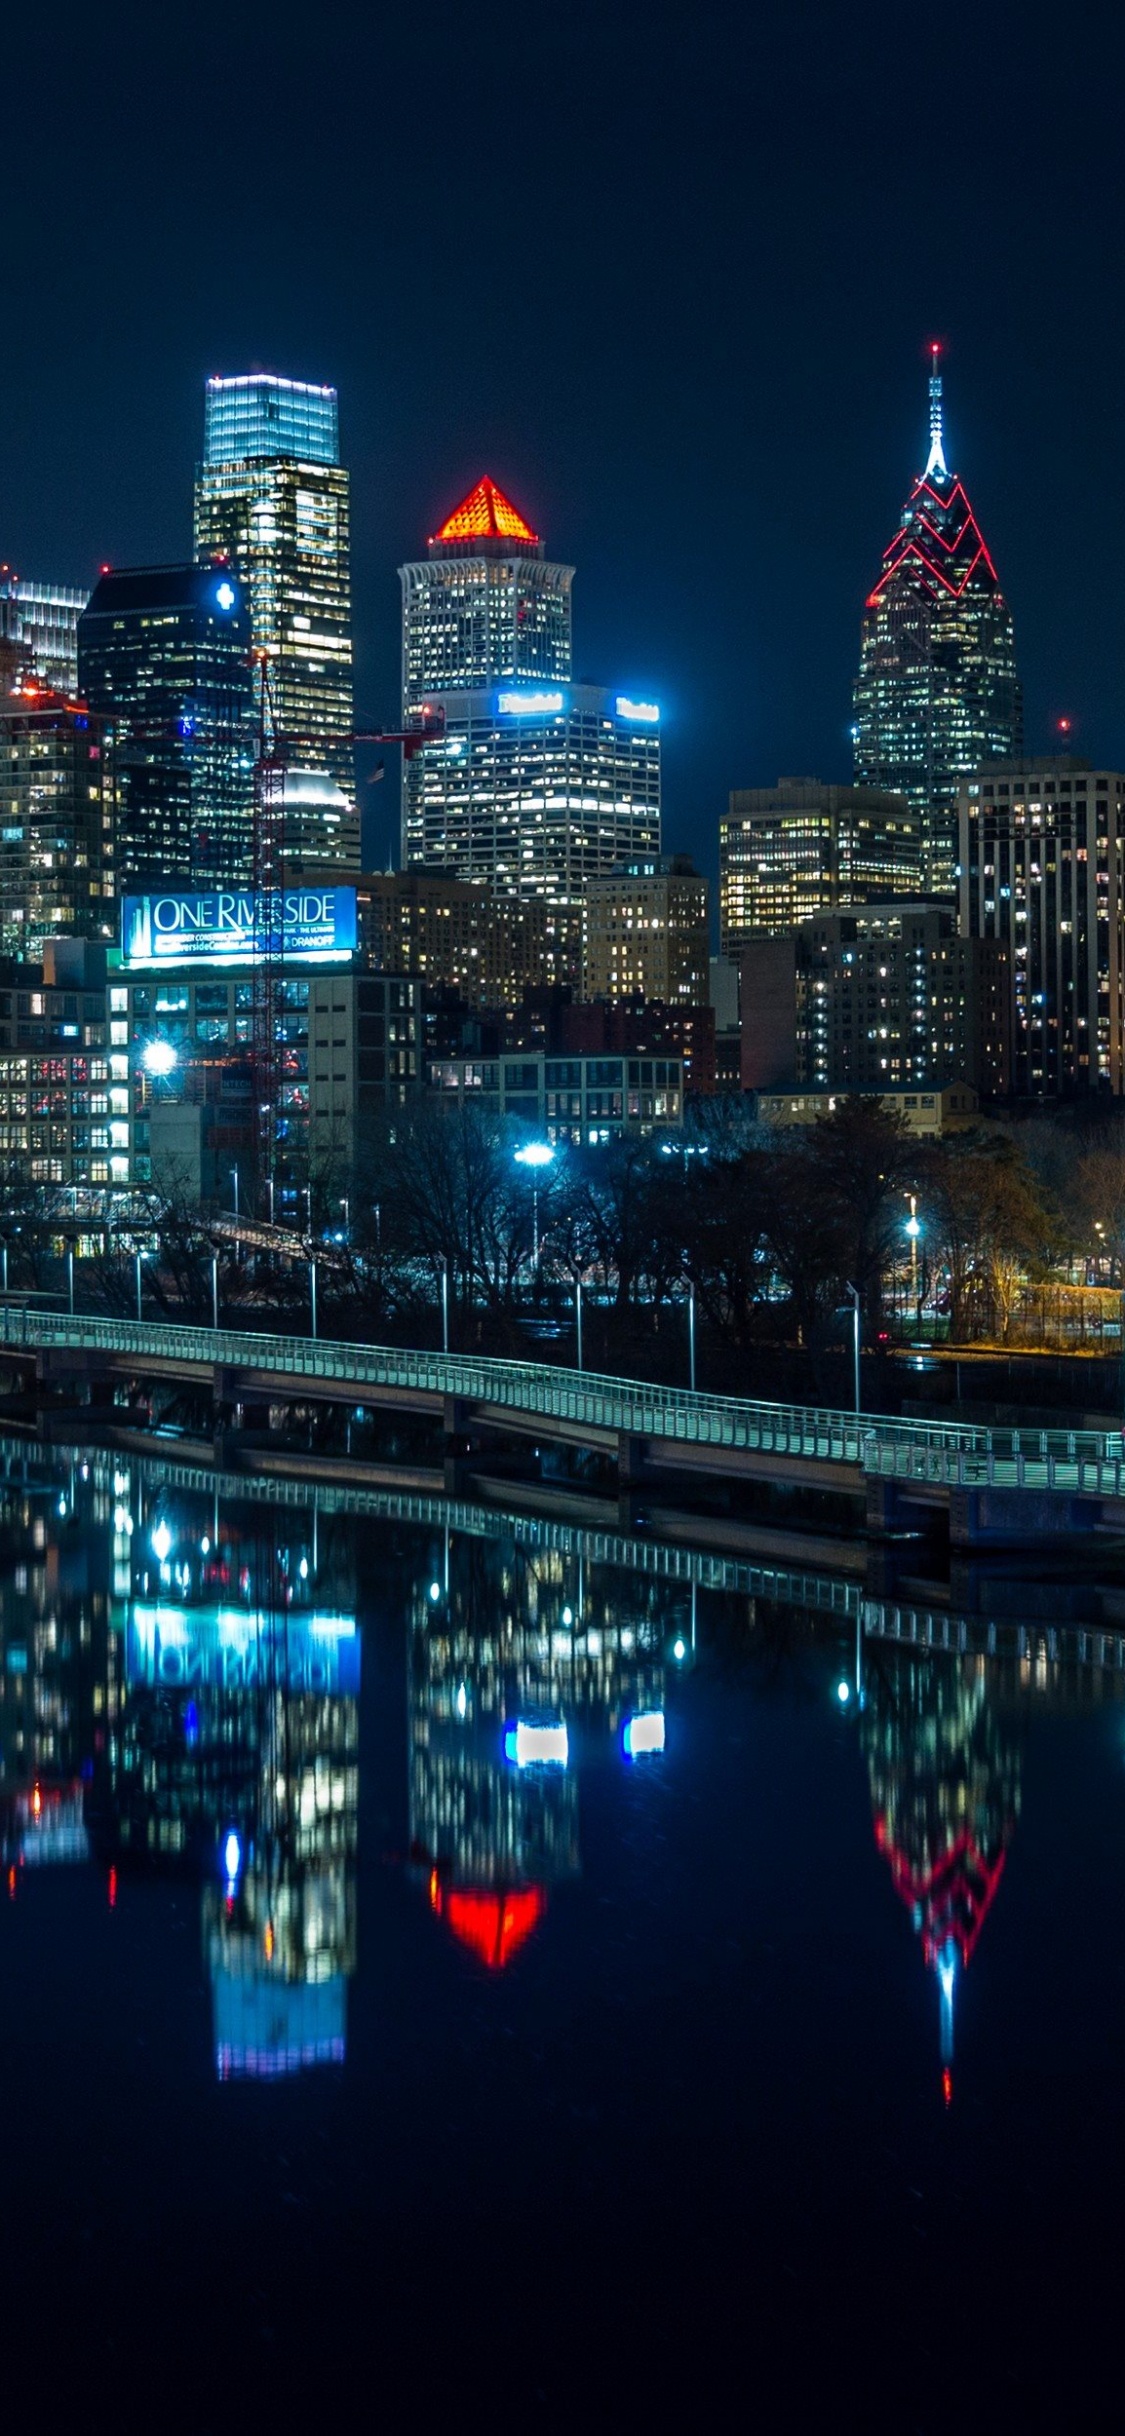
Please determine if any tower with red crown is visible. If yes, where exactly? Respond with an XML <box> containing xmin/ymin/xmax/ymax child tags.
<box><xmin>398</xmin><ymin>476</ymin><xmax>661</xmax><ymax>982</ymax></box>
<box><xmin>853</xmin><ymin>350</ymin><xmax>1022</xmax><ymax>894</ymax></box>
<box><xmin>400</xmin><ymin>474</ymin><xmax>573</xmax><ymax>714</ymax></box>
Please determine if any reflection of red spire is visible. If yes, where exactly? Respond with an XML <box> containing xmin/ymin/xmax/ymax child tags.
<box><xmin>874</xmin><ymin>1814</ymin><xmax>1006</xmax><ymax>1968</ymax></box>
<box><xmin>429</xmin><ymin>1870</ymin><xmax>545</xmax><ymax>1969</ymax></box>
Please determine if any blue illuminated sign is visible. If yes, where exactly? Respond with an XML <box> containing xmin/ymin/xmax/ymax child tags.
<box><xmin>214</xmin><ymin>580</ymin><xmax>237</xmax><ymax>613</ymax></box>
<box><xmin>121</xmin><ymin>886</ymin><xmax>357</xmax><ymax>968</ymax></box>
<box><xmin>496</xmin><ymin>688</ymin><xmax>566</xmax><ymax>716</ymax></box>
<box><xmin>123</xmin><ymin>1604</ymin><xmax>361</xmax><ymax>1694</ymax></box>
<box><xmin>615</xmin><ymin>696</ymin><xmax>660</xmax><ymax>724</ymax></box>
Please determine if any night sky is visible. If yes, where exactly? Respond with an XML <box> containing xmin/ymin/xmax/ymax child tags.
<box><xmin>3</xmin><ymin>0</ymin><xmax>1122</xmax><ymax>884</ymax></box>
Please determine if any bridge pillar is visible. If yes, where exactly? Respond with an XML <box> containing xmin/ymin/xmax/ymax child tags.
<box><xmin>617</xmin><ymin>1432</ymin><xmax>647</xmax><ymax>1530</ymax></box>
<box><xmin>443</xmin><ymin>1394</ymin><xmax>476</xmax><ymax>1495</ymax></box>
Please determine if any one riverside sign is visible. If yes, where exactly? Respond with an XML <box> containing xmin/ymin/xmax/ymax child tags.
<box><xmin>120</xmin><ymin>886</ymin><xmax>358</xmax><ymax>968</ymax></box>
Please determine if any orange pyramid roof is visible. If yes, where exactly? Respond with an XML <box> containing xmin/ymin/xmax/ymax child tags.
<box><xmin>430</xmin><ymin>475</ymin><xmax>538</xmax><ymax>546</ymax></box>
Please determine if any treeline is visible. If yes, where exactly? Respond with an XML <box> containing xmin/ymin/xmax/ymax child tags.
<box><xmin>3</xmin><ymin>1095</ymin><xmax>1124</xmax><ymax>1397</ymax></box>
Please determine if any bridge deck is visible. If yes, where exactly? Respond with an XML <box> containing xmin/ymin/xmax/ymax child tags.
<box><xmin>1</xmin><ymin>1306</ymin><xmax>1122</xmax><ymax>1503</ymax></box>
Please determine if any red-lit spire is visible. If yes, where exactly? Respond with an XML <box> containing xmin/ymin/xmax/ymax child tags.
<box><xmin>430</xmin><ymin>476</ymin><xmax>538</xmax><ymax>547</ymax></box>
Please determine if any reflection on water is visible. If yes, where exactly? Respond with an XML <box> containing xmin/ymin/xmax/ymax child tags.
<box><xmin>0</xmin><ymin>1439</ymin><xmax>1119</xmax><ymax>2103</ymax></box>
<box><xmin>860</xmin><ymin>1650</ymin><xmax>1021</xmax><ymax>2101</ymax></box>
<box><xmin>410</xmin><ymin>1534</ymin><xmax>674</xmax><ymax>1968</ymax></box>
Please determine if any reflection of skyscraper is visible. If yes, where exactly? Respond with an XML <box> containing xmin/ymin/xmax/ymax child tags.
<box><xmin>103</xmin><ymin>1483</ymin><xmax>360</xmax><ymax>2077</ymax></box>
<box><xmin>411</xmin><ymin>1536</ymin><xmax>670</xmax><ymax>1967</ymax></box>
<box><xmin>193</xmin><ymin>374</ymin><xmax>354</xmax><ymax>794</ymax></box>
<box><xmin>860</xmin><ymin>1649</ymin><xmax>1021</xmax><ymax>2097</ymax></box>
<box><xmin>853</xmin><ymin>351</ymin><xmax>1022</xmax><ymax>895</ymax></box>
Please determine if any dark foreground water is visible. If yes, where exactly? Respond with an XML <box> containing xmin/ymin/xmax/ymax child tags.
<box><xmin>0</xmin><ymin>1445</ymin><xmax>1122</xmax><ymax>2429</ymax></box>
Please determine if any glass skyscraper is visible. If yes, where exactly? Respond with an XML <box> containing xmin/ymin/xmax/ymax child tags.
<box><xmin>0</xmin><ymin>690</ymin><xmax>116</xmax><ymax>955</ymax></box>
<box><xmin>853</xmin><ymin>352</ymin><xmax>1022</xmax><ymax>895</ymax></box>
<box><xmin>401</xmin><ymin>479</ymin><xmax>659</xmax><ymax>983</ymax></box>
<box><xmin>193</xmin><ymin>374</ymin><xmax>354</xmax><ymax>794</ymax></box>
<box><xmin>77</xmin><ymin>562</ymin><xmax>254</xmax><ymax>886</ymax></box>
<box><xmin>0</xmin><ymin>570</ymin><xmax>88</xmax><ymax>695</ymax></box>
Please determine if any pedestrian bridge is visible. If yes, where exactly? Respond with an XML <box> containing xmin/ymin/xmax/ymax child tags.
<box><xmin>2</xmin><ymin>1307</ymin><xmax>1123</xmax><ymax>1537</ymax></box>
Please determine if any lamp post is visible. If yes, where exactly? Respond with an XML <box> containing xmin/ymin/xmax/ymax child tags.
<box><xmin>905</xmin><ymin>1195</ymin><xmax>922</xmax><ymax>1333</ymax></box>
<box><xmin>67</xmin><ymin>1243</ymin><xmax>75</xmax><ymax>1319</ymax></box>
<box><xmin>266</xmin><ymin>1176</ymin><xmax>275</xmax><ymax>1226</ymax></box>
<box><xmin>231</xmin><ymin>1165</ymin><xmax>239</xmax><ymax>1222</ymax></box>
<box><xmin>309</xmin><ymin>1258</ymin><xmax>318</xmax><ymax>1341</ymax></box>
<box><xmin>440</xmin><ymin>1256</ymin><xmax>449</xmax><ymax>1355</ymax></box>
<box><xmin>514</xmin><ymin>1142</ymin><xmax>555</xmax><ymax>1272</ymax></box>
<box><xmin>688</xmin><ymin>1280</ymin><xmax>696</xmax><ymax>1392</ymax></box>
<box><xmin>135</xmin><ymin>1249</ymin><xmax>143</xmax><ymax>1324</ymax></box>
<box><xmin>211</xmin><ymin>1253</ymin><xmax>219</xmax><ymax>1332</ymax></box>
<box><xmin>575</xmin><ymin>1275</ymin><xmax>583</xmax><ymax>1372</ymax></box>
<box><xmin>846</xmin><ymin>1283</ymin><xmax>861</xmax><ymax>1417</ymax></box>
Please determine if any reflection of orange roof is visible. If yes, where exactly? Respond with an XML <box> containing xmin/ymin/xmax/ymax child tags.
<box><xmin>431</xmin><ymin>476</ymin><xmax>538</xmax><ymax>546</ymax></box>
<box><xmin>430</xmin><ymin>1872</ymin><xmax>545</xmax><ymax>1968</ymax></box>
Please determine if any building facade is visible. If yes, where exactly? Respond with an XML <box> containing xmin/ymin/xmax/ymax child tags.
<box><xmin>959</xmin><ymin>759</ymin><xmax>1125</xmax><ymax>1096</ymax></box>
<box><xmin>1</xmin><ymin>571</ymin><xmax>88</xmax><ymax>695</ymax></box>
<box><xmin>426</xmin><ymin>1049</ymin><xmax>683</xmax><ymax>1142</ymax></box>
<box><xmin>720</xmin><ymin>777</ymin><xmax>922</xmax><ymax>950</ymax></box>
<box><xmin>756</xmin><ymin>1083</ymin><xmax>979</xmax><ymax>1137</ymax></box>
<box><xmin>193</xmin><ymin>374</ymin><xmax>354</xmax><ymax>793</ymax></box>
<box><xmin>346</xmin><ymin>868</ymin><xmax>546</xmax><ymax>1008</ymax></box>
<box><xmin>77</xmin><ymin>563</ymin><xmax>254</xmax><ymax>887</ymax></box>
<box><xmin>116</xmin><ymin>883</ymin><xmax>419</xmax><ymax>1207</ymax></box>
<box><xmin>853</xmin><ymin>351</ymin><xmax>1022</xmax><ymax>896</ymax></box>
<box><xmin>404</xmin><ymin>684</ymin><xmax>661</xmax><ymax>985</ymax></box>
<box><xmin>582</xmin><ymin>855</ymin><xmax>708</xmax><ymax>1006</ymax></box>
<box><xmin>0</xmin><ymin>938</ymin><xmax>113</xmax><ymax>1188</ymax></box>
<box><xmin>739</xmin><ymin>903</ymin><xmax>1010</xmax><ymax>1096</ymax></box>
<box><xmin>400</xmin><ymin>475</ymin><xmax>572</xmax><ymax>713</ymax></box>
<box><xmin>0</xmin><ymin>688</ymin><xmax>116</xmax><ymax>956</ymax></box>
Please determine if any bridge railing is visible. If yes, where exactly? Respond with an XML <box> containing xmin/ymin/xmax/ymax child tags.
<box><xmin>5</xmin><ymin>1304</ymin><xmax>1123</xmax><ymax>1475</ymax></box>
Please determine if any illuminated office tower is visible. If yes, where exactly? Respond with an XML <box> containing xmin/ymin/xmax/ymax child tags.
<box><xmin>583</xmin><ymin>855</ymin><xmax>709</xmax><ymax>1005</ymax></box>
<box><xmin>77</xmin><ymin>563</ymin><xmax>254</xmax><ymax>886</ymax></box>
<box><xmin>1</xmin><ymin>570</ymin><xmax>88</xmax><ymax>695</ymax></box>
<box><xmin>720</xmin><ymin>778</ymin><xmax>922</xmax><ymax>951</ymax></box>
<box><xmin>192</xmin><ymin>374</ymin><xmax>354</xmax><ymax>793</ymax></box>
<box><xmin>400</xmin><ymin>475</ymin><xmax>572</xmax><ymax>711</ymax></box>
<box><xmin>0</xmin><ymin>688</ymin><xmax>116</xmax><ymax>955</ymax></box>
<box><xmin>853</xmin><ymin>349</ymin><xmax>1022</xmax><ymax>895</ymax></box>
<box><xmin>402</xmin><ymin>480</ymin><xmax>659</xmax><ymax>983</ymax></box>
<box><xmin>960</xmin><ymin>759</ymin><xmax>1125</xmax><ymax>1095</ymax></box>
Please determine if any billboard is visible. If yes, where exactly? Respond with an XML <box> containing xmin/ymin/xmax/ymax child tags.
<box><xmin>121</xmin><ymin>886</ymin><xmax>357</xmax><ymax>968</ymax></box>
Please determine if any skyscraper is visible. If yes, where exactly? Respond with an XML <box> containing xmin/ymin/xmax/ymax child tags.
<box><xmin>77</xmin><ymin>563</ymin><xmax>254</xmax><ymax>886</ymax></box>
<box><xmin>1</xmin><ymin>569</ymin><xmax>88</xmax><ymax>695</ymax></box>
<box><xmin>401</xmin><ymin>478</ymin><xmax>660</xmax><ymax>983</ymax></box>
<box><xmin>192</xmin><ymin>374</ymin><xmax>354</xmax><ymax>793</ymax></box>
<box><xmin>959</xmin><ymin>758</ymin><xmax>1125</xmax><ymax>1095</ymax></box>
<box><xmin>400</xmin><ymin>475</ymin><xmax>573</xmax><ymax>712</ymax></box>
<box><xmin>0</xmin><ymin>687</ymin><xmax>116</xmax><ymax>954</ymax></box>
<box><xmin>853</xmin><ymin>351</ymin><xmax>1022</xmax><ymax>895</ymax></box>
<box><xmin>720</xmin><ymin>778</ymin><xmax>923</xmax><ymax>949</ymax></box>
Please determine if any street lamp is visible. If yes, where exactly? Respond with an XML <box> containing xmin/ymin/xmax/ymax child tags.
<box><xmin>141</xmin><ymin>1039</ymin><xmax>177</xmax><ymax>1079</ymax></box>
<box><xmin>514</xmin><ymin>1141</ymin><xmax>555</xmax><ymax>1268</ymax></box>
<box><xmin>905</xmin><ymin>1194</ymin><xmax>922</xmax><ymax>1332</ymax></box>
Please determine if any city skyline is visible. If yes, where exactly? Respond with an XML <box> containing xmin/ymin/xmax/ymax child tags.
<box><xmin>2</xmin><ymin>346</ymin><xmax>1104</xmax><ymax>891</ymax></box>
